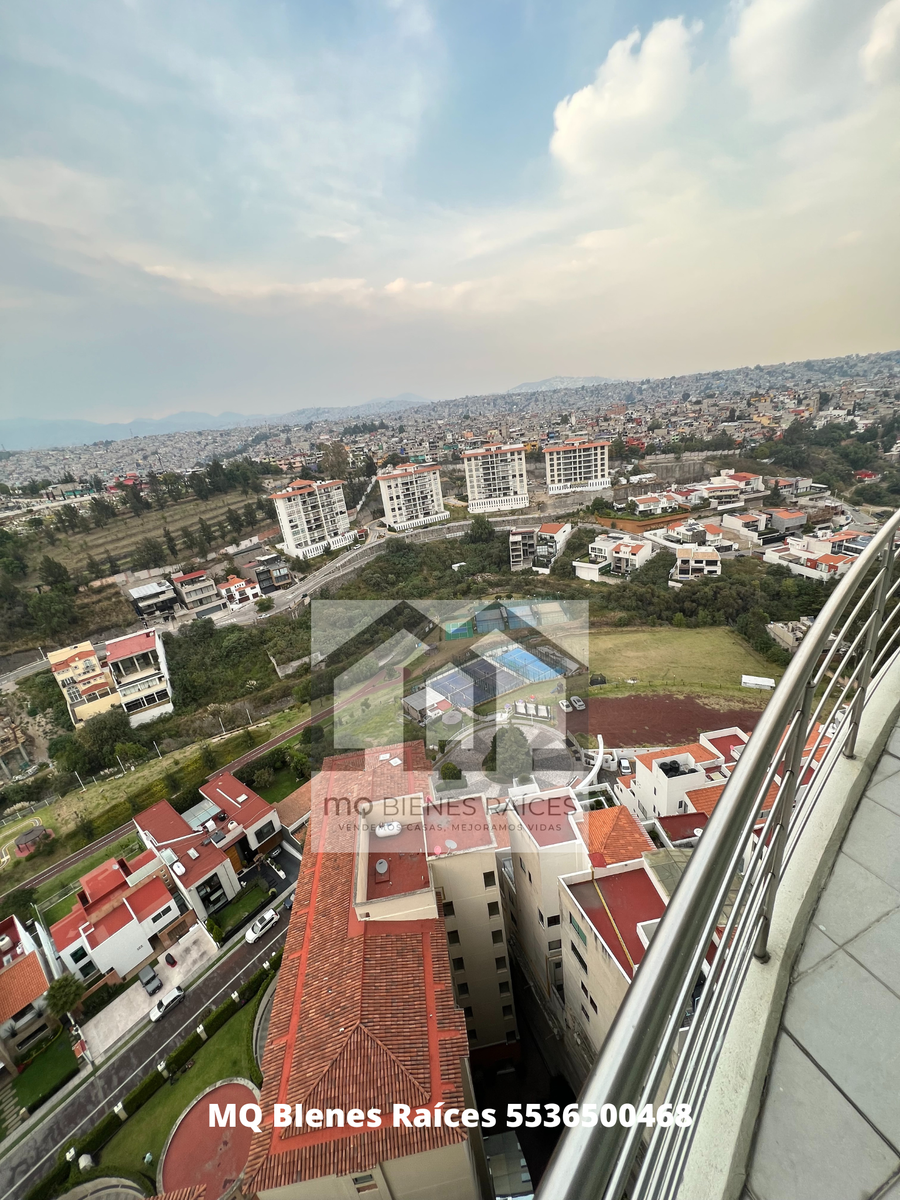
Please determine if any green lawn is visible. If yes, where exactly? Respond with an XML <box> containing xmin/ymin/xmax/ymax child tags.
<box><xmin>14</xmin><ymin>1034</ymin><xmax>78</xmax><ymax>1111</ymax></box>
<box><xmin>216</xmin><ymin>883</ymin><xmax>268</xmax><ymax>934</ymax></box>
<box><xmin>100</xmin><ymin>1003</ymin><xmax>256</xmax><ymax>1174</ymax></box>
<box><xmin>586</xmin><ymin>626</ymin><xmax>784</xmax><ymax>698</ymax></box>
<box><xmin>254</xmin><ymin>766</ymin><xmax>301</xmax><ymax>804</ymax></box>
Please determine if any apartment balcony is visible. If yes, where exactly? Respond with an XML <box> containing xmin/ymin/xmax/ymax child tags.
<box><xmin>536</xmin><ymin>509</ymin><xmax>900</xmax><ymax>1200</ymax></box>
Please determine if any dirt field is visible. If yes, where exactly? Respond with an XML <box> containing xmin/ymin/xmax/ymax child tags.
<box><xmin>566</xmin><ymin>693</ymin><xmax>769</xmax><ymax>748</ymax></box>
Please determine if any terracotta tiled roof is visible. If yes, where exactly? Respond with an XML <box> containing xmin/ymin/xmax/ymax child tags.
<box><xmin>276</xmin><ymin>781</ymin><xmax>313</xmax><ymax>831</ymax></box>
<box><xmin>686</xmin><ymin>780</ymin><xmax>779</xmax><ymax>817</ymax></box>
<box><xmin>105</xmin><ymin>629</ymin><xmax>159</xmax><ymax>663</ymax></box>
<box><xmin>0</xmin><ymin>952</ymin><xmax>50</xmax><ymax>1024</ymax></box>
<box><xmin>585</xmin><ymin>807</ymin><xmax>654</xmax><ymax>867</ymax></box>
<box><xmin>150</xmin><ymin>1188</ymin><xmax>206</xmax><ymax>1200</ymax></box>
<box><xmin>634</xmin><ymin>742</ymin><xmax>719</xmax><ymax>772</ymax></box>
<box><xmin>244</xmin><ymin>743</ymin><xmax>470</xmax><ymax>1192</ymax></box>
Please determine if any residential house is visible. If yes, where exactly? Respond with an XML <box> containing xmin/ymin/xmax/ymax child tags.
<box><xmin>0</xmin><ymin>916</ymin><xmax>55</xmax><ymax>1072</ymax></box>
<box><xmin>218</xmin><ymin>575</ymin><xmax>262</xmax><ymax>610</ymax></box>
<box><xmin>171</xmin><ymin>570</ymin><xmax>226</xmax><ymax>616</ymax></box>
<box><xmin>532</xmin><ymin>523</ymin><xmax>573</xmax><ymax>573</ymax></box>
<box><xmin>127</xmin><ymin>580</ymin><xmax>177</xmax><ymax>620</ymax></box>
<box><xmin>573</xmin><ymin>533</ymin><xmax>655</xmax><ymax>580</ymax></box>
<box><xmin>508</xmin><ymin>527</ymin><xmax>538</xmax><ymax>571</ymax></box>
<box><xmin>105</xmin><ymin>629</ymin><xmax>173</xmax><ymax>727</ymax></box>
<box><xmin>50</xmin><ymin>852</ymin><xmax>191</xmax><ymax>986</ymax></box>
<box><xmin>47</xmin><ymin>641</ymin><xmax>122</xmax><ymax>727</ymax></box>
<box><xmin>669</xmin><ymin>545</ymin><xmax>722</xmax><ymax>586</ymax></box>
<box><xmin>134</xmin><ymin>773</ymin><xmax>282</xmax><ymax>922</ymax></box>
<box><xmin>244</xmin><ymin>554</ymin><xmax>293</xmax><ymax>595</ymax></box>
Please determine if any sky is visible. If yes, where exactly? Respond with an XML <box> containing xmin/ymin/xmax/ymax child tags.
<box><xmin>1</xmin><ymin>0</ymin><xmax>899</xmax><ymax>422</ymax></box>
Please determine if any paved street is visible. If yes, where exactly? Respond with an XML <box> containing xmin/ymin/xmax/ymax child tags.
<box><xmin>0</xmin><ymin>920</ymin><xmax>286</xmax><ymax>1200</ymax></box>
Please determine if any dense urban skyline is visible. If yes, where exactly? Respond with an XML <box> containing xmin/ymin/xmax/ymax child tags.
<box><xmin>2</xmin><ymin>0</ymin><xmax>899</xmax><ymax>422</ymax></box>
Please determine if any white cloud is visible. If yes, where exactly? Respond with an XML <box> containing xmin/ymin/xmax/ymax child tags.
<box><xmin>861</xmin><ymin>0</ymin><xmax>900</xmax><ymax>82</ymax></box>
<box><xmin>550</xmin><ymin>18</ymin><xmax>700</xmax><ymax>176</ymax></box>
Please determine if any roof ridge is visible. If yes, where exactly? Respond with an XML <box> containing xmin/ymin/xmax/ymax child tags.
<box><xmin>291</xmin><ymin>1023</ymin><xmax>430</xmax><ymax>1112</ymax></box>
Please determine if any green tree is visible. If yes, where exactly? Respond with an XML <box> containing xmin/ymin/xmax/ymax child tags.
<box><xmin>45</xmin><ymin>973</ymin><xmax>85</xmax><ymax>1018</ymax></box>
<box><xmin>319</xmin><ymin>443</ymin><xmax>350</xmax><ymax>480</ymax></box>
<box><xmin>440</xmin><ymin>761</ymin><xmax>462</xmax><ymax>781</ymax></box>
<box><xmin>0</xmin><ymin>886</ymin><xmax>37</xmax><ymax>922</ymax></box>
<box><xmin>28</xmin><ymin>589</ymin><xmax>76</xmax><ymax>636</ymax></box>
<box><xmin>465</xmin><ymin>514</ymin><xmax>495</xmax><ymax>544</ymax></box>
<box><xmin>131</xmin><ymin>537</ymin><xmax>166</xmax><ymax>570</ymax></box>
<box><xmin>255</xmin><ymin>596</ymin><xmax>275</xmax><ymax>613</ymax></box>
<box><xmin>38</xmin><ymin>556</ymin><xmax>71</xmax><ymax>588</ymax></box>
<box><xmin>163</xmin><ymin>527</ymin><xmax>178</xmax><ymax>557</ymax></box>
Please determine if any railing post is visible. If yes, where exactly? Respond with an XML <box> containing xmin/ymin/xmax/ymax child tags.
<box><xmin>844</xmin><ymin>545</ymin><xmax>893</xmax><ymax>759</ymax></box>
<box><xmin>752</xmin><ymin>685</ymin><xmax>813</xmax><ymax>962</ymax></box>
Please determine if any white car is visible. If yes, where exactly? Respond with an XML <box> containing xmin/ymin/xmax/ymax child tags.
<box><xmin>149</xmin><ymin>986</ymin><xmax>184</xmax><ymax>1022</ymax></box>
<box><xmin>558</xmin><ymin>699</ymin><xmax>573</xmax><ymax>714</ymax></box>
<box><xmin>245</xmin><ymin>908</ymin><xmax>280</xmax><ymax>944</ymax></box>
<box><xmin>619</xmin><ymin>759</ymin><xmax>633</xmax><ymax>775</ymax></box>
<box><xmin>570</xmin><ymin>696</ymin><xmax>585</xmax><ymax>711</ymax></box>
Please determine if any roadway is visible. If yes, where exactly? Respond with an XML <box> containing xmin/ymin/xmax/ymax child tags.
<box><xmin>0</xmin><ymin>919</ymin><xmax>286</xmax><ymax>1200</ymax></box>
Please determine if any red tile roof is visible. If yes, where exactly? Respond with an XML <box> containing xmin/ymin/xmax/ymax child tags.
<box><xmin>86</xmin><ymin>902</ymin><xmax>135</xmax><ymax>948</ymax></box>
<box><xmin>105</xmin><ymin>629</ymin><xmax>159</xmax><ymax>663</ymax></box>
<box><xmin>584</xmin><ymin>807</ymin><xmax>654</xmax><ymax>867</ymax></box>
<box><xmin>200</xmin><ymin>773</ymin><xmax>274</xmax><ymax>831</ymax></box>
<box><xmin>0</xmin><ymin>952</ymin><xmax>50</xmax><ymax>1024</ymax></box>
<box><xmin>244</xmin><ymin>743</ymin><xmax>471</xmax><ymax>1192</ymax></box>
<box><xmin>81</xmin><ymin>858</ymin><xmax>128</xmax><ymax>905</ymax></box>
<box><xmin>634</xmin><ymin>742</ymin><xmax>719</xmax><ymax>772</ymax></box>
<box><xmin>128</xmin><ymin>875</ymin><xmax>175</xmax><ymax>923</ymax></box>
<box><xmin>134</xmin><ymin>801</ymin><xmax>227</xmax><ymax>889</ymax></box>
<box><xmin>277</xmin><ymin>781</ymin><xmax>312</xmax><ymax>831</ymax></box>
<box><xmin>50</xmin><ymin>904</ymin><xmax>89</xmax><ymax>951</ymax></box>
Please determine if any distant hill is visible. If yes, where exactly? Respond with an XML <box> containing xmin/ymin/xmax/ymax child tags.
<box><xmin>507</xmin><ymin>375</ymin><xmax>615</xmax><ymax>393</ymax></box>
<box><xmin>0</xmin><ymin>394</ymin><xmax>433</xmax><ymax>451</ymax></box>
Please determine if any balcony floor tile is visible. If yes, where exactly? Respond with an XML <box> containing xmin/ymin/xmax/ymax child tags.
<box><xmin>841</xmin><ymin>798</ymin><xmax>900</xmax><ymax>893</ymax></box>
<box><xmin>747</xmin><ymin>1034</ymin><xmax>899</xmax><ymax>1200</ymax></box>
<box><xmin>812</xmin><ymin>851</ymin><xmax>900</xmax><ymax>946</ymax></box>
<box><xmin>783</xmin><ymin>948</ymin><xmax>900</xmax><ymax>1147</ymax></box>
<box><xmin>845</xmin><ymin>908</ymin><xmax>900</xmax><ymax>998</ymax></box>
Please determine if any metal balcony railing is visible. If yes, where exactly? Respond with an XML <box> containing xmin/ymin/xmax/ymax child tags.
<box><xmin>536</xmin><ymin>508</ymin><xmax>900</xmax><ymax>1200</ymax></box>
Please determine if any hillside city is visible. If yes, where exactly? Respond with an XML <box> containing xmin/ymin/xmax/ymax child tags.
<box><xmin>0</xmin><ymin>348</ymin><xmax>899</xmax><ymax>1200</ymax></box>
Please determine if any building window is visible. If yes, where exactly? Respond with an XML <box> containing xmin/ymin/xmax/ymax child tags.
<box><xmin>495</xmin><ymin>956</ymin><xmax>507</xmax><ymax>971</ymax></box>
<box><xmin>483</xmin><ymin>871</ymin><xmax>496</xmax><ymax>889</ymax></box>
<box><xmin>538</xmin><ymin>909</ymin><xmax>545</xmax><ymax>927</ymax></box>
<box><xmin>499</xmin><ymin>981</ymin><xmax>511</xmax><ymax>996</ymax></box>
<box><xmin>581</xmin><ymin>1005</ymin><xmax>590</xmax><ymax>1020</ymax></box>
<box><xmin>548</xmin><ymin>939</ymin><xmax>562</xmax><ymax>951</ymax></box>
<box><xmin>506</xmin><ymin>1030</ymin><xmax>517</xmax><ymax>1043</ymax></box>
<box><xmin>447</xmin><ymin>930</ymin><xmax>460</xmax><ymax>945</ymax></box>
<box><xmin>442</xmin><ymin>900</ymin><xmax>455</xmax><ymax>917</ymax></box>
<box><xmin>518</xmin><ymin>857</ymin><xmax>525</xmax><ymax>871</ymax></box>
<box><xmin>547</xmin><ymin>914</ymin><xmax>560</xmax><ymax>927</ymax></box>
<box><xmin>463</xmin><ymin>1006</ymin><xmax>474</xmax><ymax>1019</ymax></box>
<box><xmin>581</xmin><ymin>982</ymin><xmax>588</xmax><ymax>998</ymax></box>
<box><xmin>491</xmin><ymin>929</ymin><xmax>503</xmax><ymax>945</ymax></box>
<box><xmin>151</xmin><ymin>906</ymin><xmax>172</xmax><ymax>924</ymax></box>
<box><xmin>502</xmin><ymin>1004</ymin><xmax>513</xmax><ymax>1018</ymax></box>
<box><xmin>570</xmin><ymin>942</ymin><xmax>588</xmax><ymax>973</ymax></box>
<box><xmin>452</xmin><ymin>957</ymin><xmax>465</xmax><ymax>972</ymax></box>
<box><xmin>487</xmin><ymin>901</ymin><xmax>500</xmax><ymax>918</ymax></box>
<box><xmin>570</xmin><ymin>913</ymin><xmax>587</xmax><ymax>946</ymax></box>
<box><xmin>254</xmin><ymin>820</ymin><xmax>277</xmax><ymax>844</ymax></box>
<box><xmin>510</xmin><ymin>911</ymin><xmax>518</xmax><ymax>926</ymax></box>
<box><xmin>590</xmin><ymin>997</ymin><xmax>598</xmax><ymax>1013</ymax></box>
<box><xmin>70</xmin><ymin>946</ymin><xmax>88</xmax><ymax>964</ymax></box>
<box><xmin>458</xmin><ymin>982</ymin><xmax>469</xmax><ymax>997</ymax></box>
<box><xmin>79</xmin><ymin>960</ymin><xmax>97</xmax><ymax>979</ymax></box>
<box><xmin>528</xmin><ymin>871</ymin><xmax>532</xmax><ymax>884</ymax></box>
<box><xmin>467</xmin><ymin>1029</ymin><xmax>477</xmax><ymax>1041</ymax></box>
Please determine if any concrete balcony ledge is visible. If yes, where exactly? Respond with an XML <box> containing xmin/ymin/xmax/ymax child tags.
<box><xmin>679</xmin><ymin>654</ymin><xmax>900</xmax><ymax>1200</ymax></box>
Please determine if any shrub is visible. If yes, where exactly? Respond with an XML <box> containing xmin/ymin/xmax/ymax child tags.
<box><xmin>166</xmin><ymin>1030</ymin><xmax>204</xmax><ymax>1073</ymax></box>
<box><xmin>203</xmin><ymin>996</ymin><xmax>239</xmax><ymax>1038</ymax></box>
<box><xmin>123</xmin><ymin>1067</ymin><xmax>166</xmax><ymax>1115</ymax></box>
<box><xmin>23</xmin><ymin>1160</ymin><xmax>70</xmax><ymax>1200</ymax></box>
<box><xmin>439</xmin><ymin>761</ymin><xmax>462</xmax><ymax>781</ymax></box>
<box><xmin>73</xmin><ymin>1110</ymin><xmax>122</xmax><ymax>1155</ymax></box>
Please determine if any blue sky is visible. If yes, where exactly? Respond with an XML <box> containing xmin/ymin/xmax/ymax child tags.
<box><xmin>1</xmin><ymin>0</ymin><xmax>898</xmax><ymax>421</ymax></box>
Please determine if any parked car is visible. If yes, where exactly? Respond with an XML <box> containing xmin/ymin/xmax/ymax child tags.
<box><xmin>619</xmin><ymin>759</ymin><xmax>633</xmax><ymax>775</ymax></box>
<box><xmin>137</xmin><ymin>965</ymin><xmax>163</xmax><ymax>996</ymax></box>
<box><xmin>570</xmin><ymin>696</ymin><xmax>585</xmax><ymax>710</ymax></box>
<box><xmin>149</xmin><ymin>986</ymin><xmax>185</xmax><ymax>1023</ymax></box>
<box><xmin>245</xmin><ymin>908</ymin><xmax>280</xmax><ymax>944</ymax></box>
<box><xmin>558</xmin><ymin>699</ymin><xmax>573</xmax><ymax>713</ymax></box>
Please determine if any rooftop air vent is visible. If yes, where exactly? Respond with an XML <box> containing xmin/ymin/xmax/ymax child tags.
<box><xmin>374</xmin><ymin>821</ymin><xmax>402</xmax><ymax>839</ymax></box>
<box><xmin>187</xmin><ymin>848</ymin><xmax>200</xmax><ymax>860</ymax></box>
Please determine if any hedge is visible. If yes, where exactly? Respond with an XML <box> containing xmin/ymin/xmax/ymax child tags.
<box><xmin>73</xmin><ymin>1111</ymin><xmax>122</xmax><ymax>1156</ymax></box>
<box><xmin>165</xmin><ymin>1030</ymin><xmax>204</xmax><ymax>1074</ymax></box>
<box><xmin>203</xmin><ymin>995</ymin><xmax>239</xmax><ymax>1038</ymax></box>
<box><xmin>23</xmin><ymin>1160</ymin><xmax>70</xmax><ymax>1200</ymax></box>
<box><xmin>123</xmin><ymin>1067</ymin><xmax>166</xmax><ymax>1116</ymax></box>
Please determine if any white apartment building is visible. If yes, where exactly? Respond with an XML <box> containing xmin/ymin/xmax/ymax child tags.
<box><xmin>271</xmin><ymin>478</ymin><xmax>354</xmax><ymax>558</ymax></box>
<box><xmin>377</xmin><ymin>462</ymin><xmax>449</xmax><ymax>531</ymax></box>
<box><xmin>543</xmin><ymin>439</ymin><xmax>611</xmax><ymax>495</ymax></box>
<box><xmin>462</xmin><ymin>443</ymin><xmax>529</xmax><ymax>512</ymax></box>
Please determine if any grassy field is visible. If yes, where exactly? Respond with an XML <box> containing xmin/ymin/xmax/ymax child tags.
<box><xmin>14</xmin><ymin>1035</ymin><xmax>78</xmax><ymax>1111</ymax></box>
<box><xmin>587</xmin><ymin>626</ymin><xmax>784</xmax><ymax>697</ymax></box>
<box><xmin>216</xmin><ymin>882</ymin><xmax>268</xmax><ymax>934</ymax></box>
<box><xmin>100</xmin><ymin>1003</ymin><xmax>256</xmax><ymax>1174</ymax></box>
<box><xmin>253</xmin><ymin>766</ymin><xmax>301</xmax><ymax>804</ymax></box>
<box><xmin>20</xmin><ymin>488</ymin><xmax>277</xmax><ymax>585</ymax></box>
